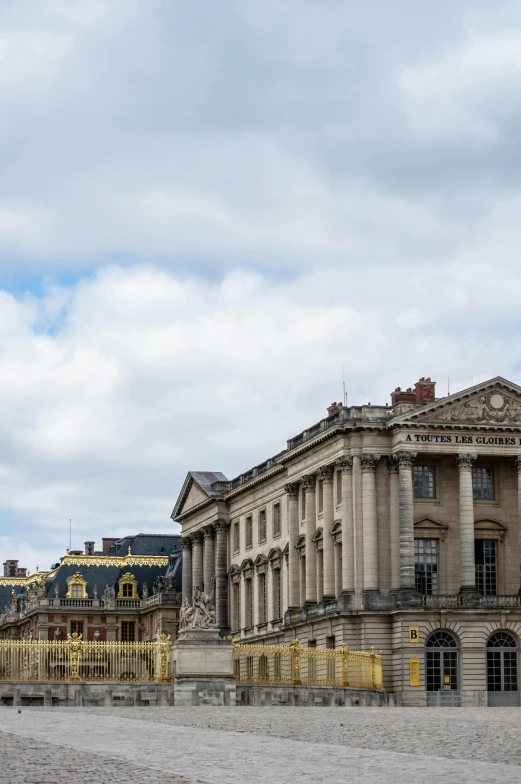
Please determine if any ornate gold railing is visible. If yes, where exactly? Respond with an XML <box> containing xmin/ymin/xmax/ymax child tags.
<box><xmin>0</xmin><ymin>633</ymin><xmax>171</xmax><ymax>683</ymax></box>
<box><xmin>233</xmin><ymin>640</ymin><xmax>383</xmax><ymax>690</ymax></box>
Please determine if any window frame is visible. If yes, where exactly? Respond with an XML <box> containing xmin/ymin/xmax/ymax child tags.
<box><xmin>414</xmin><ymin>537</ymin><xmax>439</xmax><ymax>595</ymax></box>
<box><xmin>413</xmin><ymin>465</ymin><xmax>436</xmax><ymax>499</ymax></box>
<box><xmin>245</xmin><ymin>516</ymin><xmax>253</xmax><ymax>550</ymax></box>
<box><xmin>472</xmin><ymin>466</ymin><xmax>495</xmax><ymax>501</ymax></box>
<box><xmin>233</xmin><ymin>520</ymin><xmax>240</xmax><ymax>553</ymax></box>
<box><xmin>121</xmin><ymin>621</ymin><xmax>136</xmax><ymax>642</ymax></box>
<box><xmin>272</xmin><ymin>502</ymin><xmax>281</xmax><ymax>538</ymax></box>
<box><xmin>258</xmin><ymin>508</ymin><xmax>267</xmax><ymax>544</ymax></box>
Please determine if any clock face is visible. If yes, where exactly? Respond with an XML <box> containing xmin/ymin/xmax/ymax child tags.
<box><xmin>489</xmin><ymin>393</ymin><xmax>505</xmax><ymax>410</ymax></box>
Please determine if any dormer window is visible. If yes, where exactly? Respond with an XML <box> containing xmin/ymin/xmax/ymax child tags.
<box><xmin>117</xmin><ymin>572</ymin><xmax>138</xmax><ymax>599</ymax></box>
<box><xmin>65</xmin><ymin>572</ymin><xmax>88</xmax><ymax>599</ymax></box>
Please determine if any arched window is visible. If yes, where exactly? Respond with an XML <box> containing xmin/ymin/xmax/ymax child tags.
<box><xmin>426</xmin><ymin>630</ymin><xmax>459</xmax><ymax>693</ymax></box>
<box><xmin>487</xmin><ymin>631</ymin><xmax>518</xmax><ymax>698</ymax></box>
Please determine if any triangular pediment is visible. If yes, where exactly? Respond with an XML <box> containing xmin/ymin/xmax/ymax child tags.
<box><xmin>171</xmin><ymin>470</ymin><xmax>229</xmax><ymax>519</ymax></box>
<box><xmin>392</xmin><ymin>377</ymin><xmax>521</xmax><ymax>426</ymax></box>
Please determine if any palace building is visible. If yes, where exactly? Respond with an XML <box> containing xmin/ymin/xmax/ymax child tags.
<box><xmin>0</xmin><ymin>534</ymin><xmax>182</xmax><ymax>644</ymax></box>
<box><xmin>173</xmin><ymin>376</ymin><xmax>521</xmax><ymax>707</ymax></box>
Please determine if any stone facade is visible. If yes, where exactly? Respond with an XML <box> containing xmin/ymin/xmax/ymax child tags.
<box><xmin>173</xmin><ymin>376</ymin><xmax>521</xmax><ymax>706</ymax></box>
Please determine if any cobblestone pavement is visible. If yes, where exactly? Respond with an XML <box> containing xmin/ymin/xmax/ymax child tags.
<box><xmin>1</xmin><ymin>706</ymin><xmax>521</xmax><ymax>783</ymax></box>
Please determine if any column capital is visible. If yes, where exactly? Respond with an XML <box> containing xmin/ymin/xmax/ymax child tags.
<box><xmin>317</xmin><ymin>465</ymin><xmax>335</xmax><ymax>483</ymax></box>
<box><xmin>336</xmin><ymin>456</ymin><xmax>353</xmax><ymax>473</ymax></box>
<box><xmin>513</xmin><ymin>455</ymin><xmax>521</xmax><ymax>471</ymax></box>
<box><xmin>395</xmin><ymin>451</ymin><xmax>417</xmax><ymax>470</ymax></box>
<box><xmin>284</xmin><ymin>482</ymin><xmax>300</xmax><ymax>499</ymax></box>
<box><xmin>181</xmin><ymin>537</ymin><xmax>192</xmax><ymax>551</ymax></box>
<box><xmin>190</xmin><ymin>530</ymin><xmax>203</xmax><ymax>544</ymax></box>
<box><xmin>214</xmin><ymin>520</ymin><xmax>229</xmax><ymax>534</ymax></box>
<box><xmin>387</xmin><ymin>455</ymin><xmax>399</xmax><ymax>474</ymax></box>
<box><xmin>455</xmin><ymin>453</ymin><xmax>477</xmax><ymax>470</ymax></box>
<box><xmin>203</xmin><ymin>525</ymin><xmax>214</xmax><ymax>539</ymax></box>
<box><xmin>302</xmin><ymin>473</ymin><xmax>317</xmax><ymax>490</ymax></box>
<box><xmin>360</xmin><ymin>454</ymin><xmax>380</xmax><ymax>473</ymax></box>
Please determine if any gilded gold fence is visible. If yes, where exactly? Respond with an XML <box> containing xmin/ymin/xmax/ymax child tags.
<box><xmin>0</xmin><ymin>633</ymin><xmax>171</xmax><ymax>683</ymax></box>
<box><xmin>233</xmin><ymin>640</ymin><xmax>383</xmax><ymax>690</ymax></box>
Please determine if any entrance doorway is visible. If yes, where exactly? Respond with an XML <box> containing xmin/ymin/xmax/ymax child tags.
<box><xmin>426</xmin><ymin>630</ymin><xmax>460</xmax><ymax>706</ymax></box>
<box><xmin>487</xmin><ymin>631</ymin><xmax>519</xmax><ymax>707</ymax></box>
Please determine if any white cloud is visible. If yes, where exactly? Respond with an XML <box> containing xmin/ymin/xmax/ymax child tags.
<box><xmin>0</xmin><ymin>30</ymin><xmax>74</xmax><ymax>85</ymax></box>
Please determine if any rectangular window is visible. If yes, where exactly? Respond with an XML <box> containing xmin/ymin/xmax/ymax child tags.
<box><xmin>122</xmin><ymin>583</ymin><xmax>133</xmax><ymax>597</ymax></box>
<box><xmin>413</xmin><ymin>466</ymin><xmax>436</xmax><ymax>498</ymax></box>
<box><xmin>473</xmin><ymin>467</ymin><xmax>494</xmax><ymax>500</ymax></box>
<box><xmin>71</xmin><ymin>584</ymin><xmax>83</xmax><ymax>599</ymax></box>
<box><xmin>414</xmin><ymin>538</ymin><xmax>439</xmax><ymax>595</ymax></box>
<box><xmin>234</xmin><ymin>583</ymin><xmax>240</xmax><ymax>630</ymax></box>
<box><xmin>475</xmin><ymin>539</ymin><xmax>497</xmax><ymax>595</ymax></box>
<box><xmin>121</xmin><ymin>621</ymin><xmax>135</xmax><ymax>642</ymax></box>
<box><xmin>301</xmin><ymin>487</ymin><xmax>306</xmax><ymax>522</ymax></box>
<box><xmin>233</xmin><ymin>521</ymin><xmax>240</xmax><ymax>552</ymax></box>
<box><xmin>258</xmin><ymin>509</ymin><xmax>266</xmax><ymax>543</ymax></box>
<box><xmin>272</xmin><ymin>503</ymin><xmax>281</xmax><ymax>537</ymax></box>
<box><xmin>259</xmin><ymin>573</ymin><xmax>266</xmax><ymax>624</ymax></box>
<box><xmin>336</xmin><ymin>471</ymin><xmax>342</xmax><ymax>505</ymax></box>
<box><xmin>273</xmin><ymin>568</ymin><xmax>281</xmax><ymax>619</ymax></box>
<box><xmin>245</xmin><ymin>516</ymin><xmax>253</xmax><ymax>549</ymax></box>
<box><xmin>318</xmin><ymin>480</ymin><xmax>324</xmax><ymax>513</ymax></box>
<box><xmin>70</xmin><ymin>620</ymin><xmax>83</xmax><ymax>637</ymax></box>
<box><xmin>245</xmin><ymin>579</ymin><xmax>253</xmax><ymax>627</ymax></box>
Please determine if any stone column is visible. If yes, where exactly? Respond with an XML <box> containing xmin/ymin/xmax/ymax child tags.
<box><xmin>456</xmin><ymin>453</ymin><xmax>477</xmax><ymax>593</ymax></box>
<box><xmin>387</xmin><ymin>456</ymin><xmax>400</xmax><ymax>591</ymax></box>
<box><xmin>284</xmin><ymin>482</ymin><xmax>300</xmax><ymax>608</ymax></box>
<box><xmin>181</xmin><ymin>538</ymin><xmax>192</xmax><ymax>603</ymax></box>
<box><xmin>514</xmin><ymin>457</ymin><xmax>521</xmax><ymax>594</ymax></box>
<box><xmin>215</xmin><ymin>521</ymin><xmax>230</xmax><ymax>633</ymax></box>
<box><xmin>361</xmin><ymin>455</ymin><xmax>380</xmax><ymax>593</ymax></box>
<box><xmin>303</xmin><ymin>474</ymin><xmax>318</xmax><ymax>604</ymax></box>
<box><xmin>396</xmin><ymin>451</ymin><xmax>417</xmax><ymax>592</ymax></box>
<box><xmin>203</xmin><ymin>527</ymin><xmax>215</xmax><ymax>595</ymax></box>
<box><xmin>337</xmin><ymin>457</ymin><xmax>354</xmax><ymax>597</ymax></box>
<box><xmin>319</xmin><ymin>466</ymin><xmax>335</xmax><ymax>600</ymax></box>
<box><xmin>191</xmin><ymin>532</ymin><xmax>204</xmax><ymax>590</ymax></box>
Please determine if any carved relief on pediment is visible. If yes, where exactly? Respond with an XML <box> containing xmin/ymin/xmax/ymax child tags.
<box><xmin>422</xmin><ymin>390</ymin><xmax>521</xmax><ymax>424</ymax></box>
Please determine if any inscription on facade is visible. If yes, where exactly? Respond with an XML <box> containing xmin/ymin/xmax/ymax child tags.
<box><xmin>403</xmin><ymin>433</ymin><xmax>520</xmax><ymax>446</ymax></box>
<box><xmin>409</xmin><ymin>658</ymin><xmax>420</xmax><ymax>687</ymax></box>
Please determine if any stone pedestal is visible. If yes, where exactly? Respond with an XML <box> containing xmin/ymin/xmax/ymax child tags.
<box><xmin>173</xmin><ymin>627</ymin><xmax>236</xmax><ymax>707</ymax></box>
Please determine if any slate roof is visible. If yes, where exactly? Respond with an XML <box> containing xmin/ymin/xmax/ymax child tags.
<box><xmin>110</xmin><ymin>533</ymin><xmax>181</xmax><ymax>556</ymax></box>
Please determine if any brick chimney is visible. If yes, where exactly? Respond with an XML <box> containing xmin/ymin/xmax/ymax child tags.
<box><xmin>390</xmin><ymin>387</ymin><xmax>417</xmax><ymax>406</ymax></box>
<box><xmin>102</xmin><ymin>537</ymin><xmax>118</xmax><ymax>555</ymax></box>
<box><xmin>84</xmin><ymin>541</ymin><xmax>95</xmax><ymax>556</ymax></box>
<box><xmin>391</xmin><ymin>377</ymin><xmax>436</xmax><ymax>406</ymax></box>
<box><xmin>327</xmin><ymin>402</ymin><xmax>343</xmax><ymax>417</ymax></box>
<box><xmin>414</xmin><ymin>377</ymin><xmax>436</xmax><ymax>403</ymax></box>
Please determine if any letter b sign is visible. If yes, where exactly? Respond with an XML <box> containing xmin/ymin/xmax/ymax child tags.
<box><xmin>409</xmin><ymin>626</ymin><xmax>419</xmax><ymax>643</ymax></box>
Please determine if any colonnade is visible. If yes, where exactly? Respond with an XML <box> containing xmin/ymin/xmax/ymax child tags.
<box><xmin>181</xmin><ymin>521</ymin><xmax>229</xmax><ymax>630</ymax></box>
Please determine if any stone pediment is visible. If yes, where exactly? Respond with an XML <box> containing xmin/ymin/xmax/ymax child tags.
<box><xmin>394</xmin><ymin>377</ymin><xmax>521</xmax><ymax>426</ymax></box>
<box><xmin>172</xmin><ymin>471</ymin><xmax>229</xmax><ymax>519</ymax></box>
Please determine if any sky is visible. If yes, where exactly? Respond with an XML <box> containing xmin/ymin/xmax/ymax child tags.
<box><xmin>1</xmin><ymin>0</ymin><xmax>521</xmax><ymax>571</ymax></box>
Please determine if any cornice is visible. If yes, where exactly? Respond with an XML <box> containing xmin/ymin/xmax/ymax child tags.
<box><xmin>388</xmin><ymin>421</ymin><xmax>521</xmax><ymax>433</ymax></box>
<box><xmin>223</xmin><ymin>465</ymin><xmax>286</xmax><ymax>501</ymax></box>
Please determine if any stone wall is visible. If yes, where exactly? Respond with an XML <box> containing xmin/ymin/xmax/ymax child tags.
<box><xmin>0</xmin><ymin>681</ymin><xmax>173</xmax><ymax>707</ymax></box>
<box><xmin>237</xmin><ymin>684</ymin><xmax>399</xmax><ymax>707</ymax></box>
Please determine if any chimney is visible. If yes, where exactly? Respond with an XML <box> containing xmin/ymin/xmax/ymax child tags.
<box><xmin>390</xmin><ymin>387</ymin><xmax>417</xmax><ymax>406</ymax></box>
<box><xmin>102</xmin><ymin>537</ymin><xmax>118</xmax><ymax>555</ymax></box>
<box><xmin>84</xmin><ymin>541</ymin><xmax>95</xmax><ymax>556</ymax></box>
<box><xmin>414</xmin><ymin>377</ymin><xmax>436</xmax><ymax>403</ymax></box>
<box><xmin>327</xmin><ymin>402</ymin><xmax>342</xmax><ymax>417</ymax></box>
<box><xmin>3</xmin><ymin>559</ymin><xmax>18</xmax><ymax>577</ymax></box>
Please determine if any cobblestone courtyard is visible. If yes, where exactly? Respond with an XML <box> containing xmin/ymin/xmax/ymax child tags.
<box><xmin>1</xmin><ymin>706</ymin><xmax>521</xmax><ymax>783</ymax></box>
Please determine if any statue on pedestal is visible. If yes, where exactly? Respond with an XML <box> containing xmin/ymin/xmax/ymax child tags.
<box><xmin>179</xmin><ymin>578</ymin><xmax>216</xmax><ymax>630</ymax></box>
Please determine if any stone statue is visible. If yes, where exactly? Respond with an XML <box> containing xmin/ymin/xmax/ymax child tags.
<box><xmin>142</xmin><ymin>582</ymin><xmax>148</xmax><ymax>599</ymax></box>
<box><xmin>93</xmin><ymin>584</ymin><xmax>98</xmax><ymax>599</ymax></box>
<box><xmin>168</xmin><ymin>576</ymin><xmax>176</xmax><ymax>591</ymax></box>
<box><xmin>94</xmin><ymin>629</ymin><xmax>101</xmax><ymax>641</ymax></box>
<box><xmin>54</xmin><ymin>628</ymin><xmax>62</xmax><ymax>640</ymax></box>
<box><xmin>156</xmin><ymin>575</ymin><xmax>165</xmax><ymax>593</ymax></box>
<box><xmin>54</xmin><ymin>583</ymin><xmax>60</xmax><ymax>598</ymax></box>
<box><xmin>180</xmin><ymin>580</ymin><xmax>216</xmax><ymax>630</ymax></box>
<box><xmin>102</xmin><ymin>584</ymin><xmax>116</xmax><ymax>609</ymax></box>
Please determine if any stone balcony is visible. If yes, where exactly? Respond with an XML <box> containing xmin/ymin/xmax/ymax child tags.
<box><xmin>422</xmin><ymin>594</ymin><xmax>521</xmax><ymax>610</ymax></box>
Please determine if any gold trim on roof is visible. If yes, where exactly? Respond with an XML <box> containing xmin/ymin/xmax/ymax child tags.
<box><xmin>0</xmin><ymin>572</ymin><xmax>52</xmax><ymax>587</ymax></box>
<box><xmin>60</xmin><ymin>554</ymin><xmax>169</xmax><ymax>568</ymax></box>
